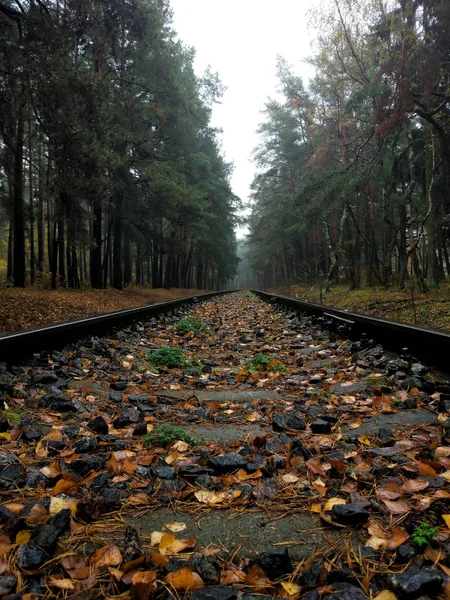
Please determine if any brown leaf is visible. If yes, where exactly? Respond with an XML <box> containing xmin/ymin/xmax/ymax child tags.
<box><xmin>90</xmin><ymin>544</ymin><xmax>122</xmax><ymax>568</ymax></box>
<box><xmin>131</xmin><ymin>571</ymin><xmax>158</xmax><ymax>600</ymax></box>
<box><xmin>402</xmin><ymin>479</ymin><xmax>430</xmax><ymax>493</ymax></box>
<box><xmin>366</xmin><ymin>522</ymin><xmax>409</xmax><ymax>550</ymax></box>
<box><xmin>381</xmin><ymin>499</ymin><xmax>410</xmax><ymax>514</ymax></box>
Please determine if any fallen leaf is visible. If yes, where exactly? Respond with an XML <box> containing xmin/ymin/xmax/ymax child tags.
<box><xmin>373</xmin><ymin>592</ymin><xmax>398</xmax><ymax>600</ymax></box>
<box><xmin>281</xmin><ymin>473</ymin><xmax>299</xmax><ymax>484</ymax></box>
<box><xmin>164</xmin><ymin>522</ymin><xmax>187</xmax><ymax>533</ymax></box>
<box><xmin>90</xmin><ymin>544</ymin><xmax>122</xmax><ymax>568</ymax></box>
<box><xmin>324</xmin><ymin>497</ymin><xmax>346</xmax><ymax>511</ymax></box>
<box><xmin>165</xmin><ymin>567</ymin><xmax>204</xmax><ymax>591</ymax></box>
<box><xmin>402</xmin><ymin>479</ymin><xmax>429</xmax><ymax>493</ymax></box>
<box><xmin>381</xmin><ymin>499</ymin><xmax>410</xmax><ymax>514</ymax></box>
<box><xmin>366</xmin><ymin>522</ymin><xmax>409</xmax><ymax>550</ymax></box>
<box><xmin>48</xmin><ymin>577</ymin><xmax>75</xmax><ymax>590</ymax></box>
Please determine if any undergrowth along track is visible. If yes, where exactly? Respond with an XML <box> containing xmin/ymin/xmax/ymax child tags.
<box><xmin>0</xmin><ymin>291</ymin><xmax>450</xmax><ymax>599</ymax></box>
<box><xmin>254</xmin><ymin>289</ymin><xmax>450</xmax><ymax>370</ymax></box>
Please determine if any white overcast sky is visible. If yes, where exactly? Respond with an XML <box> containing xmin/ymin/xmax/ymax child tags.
<box><xmin>170</xmin><ymin>0</ymin><xmax>318</xmax><ymax>234</ymax></box>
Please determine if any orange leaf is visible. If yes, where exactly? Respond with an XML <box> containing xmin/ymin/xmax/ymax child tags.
<box><xmin>417</xmin><ymin>461</ymin><xmax>437</xmax><ymax>477</ymax></box>
<box><xmin>131</xmin><ymin>570</ymin><xmax>158</xmax><ymax>600</ymax></box>
<box><xmin>165</xmin><ymin>567</ymin><xmax>204</xmax><ymax>591</ymax></box>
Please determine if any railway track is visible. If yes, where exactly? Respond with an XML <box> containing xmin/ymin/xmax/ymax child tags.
<box><xmin>0</xmin><ymin>290</ymin><xmax>449</xmax><ymax>599</ymax></box>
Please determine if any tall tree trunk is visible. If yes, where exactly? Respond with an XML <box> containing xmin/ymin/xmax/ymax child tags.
<box><xmin>28</xmin><ymin>108</ymin><xmax>36</xmax><ymax>284</ymax></box>
<box><xmin>90</xmin><ymin>199</ymin><xmax>103</xmax><ymax>288</ymax></box>
<box><xmin>37</xmin><ymin>130</ymin><xmax>44</xmax><ymax>273</ymax></box>
<box><xmin>13</xmin><ymin>89</ymin><xmax>26</xmax><ymax>287</ymax></box>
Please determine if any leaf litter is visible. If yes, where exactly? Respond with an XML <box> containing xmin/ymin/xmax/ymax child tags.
<box><xmin>0</xmin><ymin>292</ymin><xmax>449</xmax><ymax>597</ymax></box>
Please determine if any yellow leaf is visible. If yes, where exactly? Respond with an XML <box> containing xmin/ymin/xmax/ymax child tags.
<box><xmin>440</xmin><ymin>471</ymin><xmax>450</xmax><ymax>481</ymax></box>
<box><xmin>442</xmin><ymin>515</ymin><xmax>450</xmax><ymax>528</ymax></box>
<box><xmin>150</xmin><ymin>531</ymin><xmax>164</xmax><ymax>546</ymax></box>
<box><xmin>164</xmin><ymin>522</ymin><xmax>187</xmax><ymax>533</ymax></box>
<box><xmin>194</xmin><ymin>490</ymin><xmax>225</xmax><ymax>504</ymax></box>
<box><xmin>349</xmin><ymin>418</ymin><xmax>362</xmax><ymax>429</ymax></box>
<box><xmin>358</xmin><ymin>434</ymin><xmax>371</xmax><ymax>446</ymax></box>
<box><xmin>49</xmin><ymin>496</ymin><xmax>77</xmax><ymax>516</ymax></box>
<box><xmin>324</xmin><ymin>497</ymin><xmax>346</xmax><ymax>511</ymax></box>
<box><xmin>0</xmin><ymin>433</ymin><xmax>10</xmax><ymax>441</ymax></box>
<box><xmin>172</xmin><ymin>440</ymin><xmax>189</xmax><ymax>452</ymax></box>
<box><xmin>373</xmin><ymin>592</ymin><xmax>398</xmax><ymax>600</ymax></box>
<box><xmin>15</xmin><ymin>530</ymin><xmax>31</xmax><ymax>545</ymax></box>
<box><xmin>310</xmin><ymin>503</ymin><xmax>322</xmax><ymax>513</ymax></box>
<box><xmin>48</xmin><ymin>577</ymin><xmax>75</xmax><ymax>590</ymax></box>
<box><xmin>280</xmin><ymin>581</ymin><xmax>301</xmax><ymax>597</ymax></box>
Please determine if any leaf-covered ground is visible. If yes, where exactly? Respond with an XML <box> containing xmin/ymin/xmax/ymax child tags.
<box><xmin>272</xmin><ymin>284</ymin><xmax>450</xmax><ymax>332</ymax></box>
<box><xmin>0</xmin><ymin>288</ymin><xmax>207</xmax><ymax>334</ymax></box>
<box><xmin>0</xmin><ymin>292</ymin><xmax>450</xmax><ymax>598</ymax></box>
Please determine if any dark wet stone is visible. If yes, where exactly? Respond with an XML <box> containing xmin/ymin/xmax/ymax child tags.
<box><xmin>47</xmin><ymin>509</ymin><xmax>71</xmax><ymax>536</ymax></box>
<box><xmin>378</xmin><ymin>427</ymin><xmax>393</xmax><ymax>443</ymax></box>
<box><xmin>109</xmin><ymin>393</ymin><xmax>123</xmax><ymax>402</ymax></box>
<box><xmin>25</xmin><ymin>467</ymin><xmax>47</xmax><ymax>488</ymax></box>
<box><xmin>0</xmin><ymin>452</ymin><xmax>19</xmax><ymax>466</ymax></box>
<box><xmin>323</xmin><ymin>582</ymin><xmax>368</xmax><ymax>599</ymax></box>
<box><xmin>47</xmin><ymin>400</ymin><xmax>76</xmax><ymax>412</ymax></box>
<box><xmin>110</xmin><ymin>382</ymin><xmax>127</xmax><ymax>391</ymax></box>
<box><xmin>0</xmin><ymin>417</ymin><xmax>9</xmax><ymax>433</ymax></box>
<box><xmin>179</xmin><ymin>465</ymin><xmax>214</xmax><ymax>476</ymax></box>
<box><xmin>113</xmin><ymin>406</ymin><xmax>142</xmax><ymax>429</ymax></box>
<box><xmin>298</xmin><ymin>562</ymin><xmax>323</xmax><ymax>586</ymax></box>
<box><xmin>311</xmin><ymin>419</ymin><xmax>332</xmax><ymax>434</ymax></box>
<box><xmin>359</xmin><ymin>546</ymin><xmax>376</xmax><ymax>559</ymax></box>
<box><xmin>132</xmin><ymin>422</ymin><xmax>147</xmax><ymax>436</ymax></box>
<box><xmin>17</xmin><ymin>543</ymin><xmax>46</xmax><ymax>570</ymax></box>
<box><xmin>388</xmin><ymin>569</ymin><xmax>444</xmax><ymax>599</ymax></box>
<box><xmin>327</xmin><ymin>568</ymin><xmax>354</xmax><ymax>584</ymax></box>
<box><xmin>69</xmin><ymin>454</ymin><xmax>105</xmax><ymax>476</ymax></box>
<box><xmin>272</xmin><ymin>455</ymin><xmax>286</xmax><ymax>469</ymax></box>
<box><xmin>30</xmin><ymin>522</ymin><xmax>59</xmax><ymax>552</ymax></box>
<box><xmin>272</xmin><ymin>413</ymin><xmax>306</xmax><ymax>432</ymax></box>
<box><xmin>160</xmin><ymin>479</ymin><xmax>186</xmax><ymax>493</ymax></box>
<box><xmin>190</xmin><ymin>585</ymin><xmax>238</xmax><ymax>600</ymax></box>
<box><xmin>62</xmin><ymin>425</ymin><xmax>79</xmax><ymax>439</ymax></box>
<box><xmin>33</xmin><ymin>371</ymin><xmax>58</xmax><ymax>384</ymax></box>
<box><xmin>87</xmin><ymin>416</ymin><xmax>109</xmax><ymax>435</ymax></box>
<box><xmin>401</xmin><ymin>377</ymin><xmax>425</xmax><ymax>391</ymax></box>
<box><xmin>91</xmin><ymin>472</ymin><xmax>111</xmax><ymax>489</ymax></box>
<box><xmin>0</xmin><ymin>464</ymin><xmax>25</xmax><ymax>486</ymax></box>
<box><xmin>0</xmin><ymin>505</ymin><xmax>19</xmax><ymax>534</ymax></box>
<box><xmin>190</xmin><ymin>556</ymin><xmax>220</xmax><ymax>584</ymax></box>
<box><xmin>0</xmin><ymin>576</ymin><xmax>16</xmax><ymax>595</ymax></box>
<box><xmin>22</xmin><ymin>428</ymin><xmax>44</xmax><ymax>442</ymax></box>
<box><xmin>151</xmin><ymin>465</ymin><xmax>176</xmax><ymax>480</ymax></box>
<box><xmin>207</xmin><ymin>453</ymin><xmax>247</xmax><ymax>473</ymax></box>
<box><xmin>396</xmin><ymin>545</ymin><xmax>416</xmax><ymax>563</ymax></box>
<box><xmin>331</xmin><ymin>504</ymin><xmax>369</xmax><ymax>527</ymax></box>
<box><xmin>309</xmin><ymin>376</ymin><xmax>323</xmax><ymax>384</ymax></box>
<box><xmin>73</xmin><ymin>436</ymin><xmax>98</xmax><ymax>453</ymax></box>
<box><xmin>163</xmin><ymin>558</ymin><xmax>189</xmax><ymax>575</ymax></box>
<box><xmin>254</xmin><ymin>548</ymin><xmax>293</xmax><ymax>580</ymax></box>
<box><xmin>195</xmin><ymin>474</ymin><xmax>212</xmax><ymax>488</ymax></box>
<box><xmin>101</xmin><ymin>487</ymin><xmax>128</xmax><ymax>510</ymax></box>
<box><xmin>332</xmin><ymin>382</ymin><xmax>369</xmax><ymax>394</ymax></box>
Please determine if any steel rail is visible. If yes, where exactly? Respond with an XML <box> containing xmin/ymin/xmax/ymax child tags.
<box><xmin>0</xmin><ymin>290</ymin><xmax>235</xmax><ymax>363</ymax></box>
<box><xmin>252</xmin><ymin>290</ymin><xmax>450</xmax><ymax>370</ymax></box>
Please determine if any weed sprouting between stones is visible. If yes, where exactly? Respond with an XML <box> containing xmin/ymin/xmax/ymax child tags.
<box><xmin>244</xmin><ymin>352</ymin><xmax>287</xmax><ymax>374</ymax></box>
<box><xmin>175</xmin><ymin>317</ymin><xmax>208</xmax><ymax>335</ymax></box>
<box><xmin>144</xmin><ymin>424</ymin><xmax>199</xmax><ymax>447</ymax></box>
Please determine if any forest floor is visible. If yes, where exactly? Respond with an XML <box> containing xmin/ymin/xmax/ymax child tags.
<box><xmin>0</xmin><ymin>288</ymin><xmax>207</xmax><ymax>334</ymax></box>
<box><xmin>271</xmin><ymin>284</ymin><xmax>450</xmax><ymax>332</ymax></box>
<box><xmin>0</xmin><ymin>291</ymin><xmax>450</xmax><ymax>598</ymax></box>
